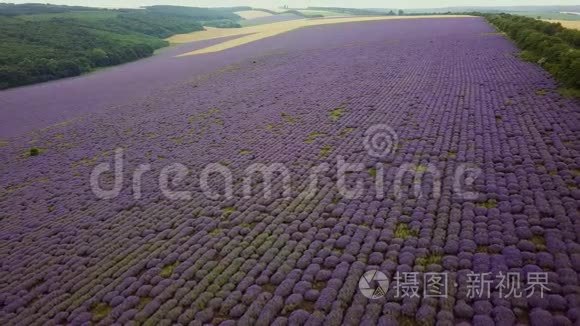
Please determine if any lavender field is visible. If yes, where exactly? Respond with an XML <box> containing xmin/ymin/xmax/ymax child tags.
<box><xmin>0</xmin><ymin>17</ymin><xmax>579</xmax><ymax>325</ymax></box>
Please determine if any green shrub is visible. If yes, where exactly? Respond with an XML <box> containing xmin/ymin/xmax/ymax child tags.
<box><xmin>29</xmin><ymin>148</ymin><xmax>40</xmax><ymax>156</ymax></box>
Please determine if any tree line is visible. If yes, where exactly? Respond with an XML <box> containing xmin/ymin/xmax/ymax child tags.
<box><xmin>483</xmin><ymin>13</ymin><xmax>580</xmax><ymax>90</ymax></box>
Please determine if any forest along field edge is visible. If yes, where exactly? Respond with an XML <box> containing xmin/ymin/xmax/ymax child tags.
<box><xmin>0</xmin><ymin>15</ymin><xmax>475</xmax><ymax>139</ymax></box>
<box><xmin>0</xmin><ymin>17</ymin><xmax>579</xmax><ymax>325</ymax></box>
<box><xmin>0</xmin><ymin>4</ymin><xmax>246</xmax><ymax>90</ymax></box>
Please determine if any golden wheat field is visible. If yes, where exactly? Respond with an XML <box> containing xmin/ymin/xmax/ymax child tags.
<box><xmin>544</xmin><ymin>19</ymin><xmax>580</xmax><ymax>31</ymax></box>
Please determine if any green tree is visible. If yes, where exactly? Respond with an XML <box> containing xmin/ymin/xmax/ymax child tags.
<box><xmin>54</xmin><ymin>59</ymin><xmax>81</xmax><ymax>77</ymax></box>
<box><xmin>88</xmin><ymin>48</ymin><xmax>109</xmax><ymax>66</ymax></box>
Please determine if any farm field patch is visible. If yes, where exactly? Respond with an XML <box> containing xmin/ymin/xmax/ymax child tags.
<box><xmin>238</xmin><ymin>13</ymin><xmax>304</xmax><ymax>26</ymax></box>
<box><xmin>234</xmin><ymin>9</ymin><xmax>274</xmax><ymax>19</ymax></box>
<box><xmin>544</xmin><ymin>19</ymin><xmax>580</xmax><ymax>30</ymax></box>
<box><xmin>296</xmin><ymin>9</ymin><xmax>348</xmax><ymax>17</ymax></box>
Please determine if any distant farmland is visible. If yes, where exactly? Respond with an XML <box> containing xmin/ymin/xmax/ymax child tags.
<box><xmin>234</xmin><ymin>9</ymin><xmax>274</xmax><ymax>20</ymax></box>
<box><xmin>168</xmin><ymin>15</ymin><xmax>473</xmax><ymax>55</ymax></box>
<box><xmin>544</xmin><ymin>19</ymin><xmax>580</xmax><ymax>30</ymax></box>
<box><xmin>0</xmin><ymin>15</ymin><xmax>579</xmax><ymax>325</ymax></box>
<box><xmin>516</xmin><ymin>11</ymin><xmax>580</xmax><ymax>20</ymax></box>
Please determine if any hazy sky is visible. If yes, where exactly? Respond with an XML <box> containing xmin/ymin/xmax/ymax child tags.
<box><xmin>3</xmin><ymin>0</ymin><xmax>578</xmax><ymax>9</ymax></box>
